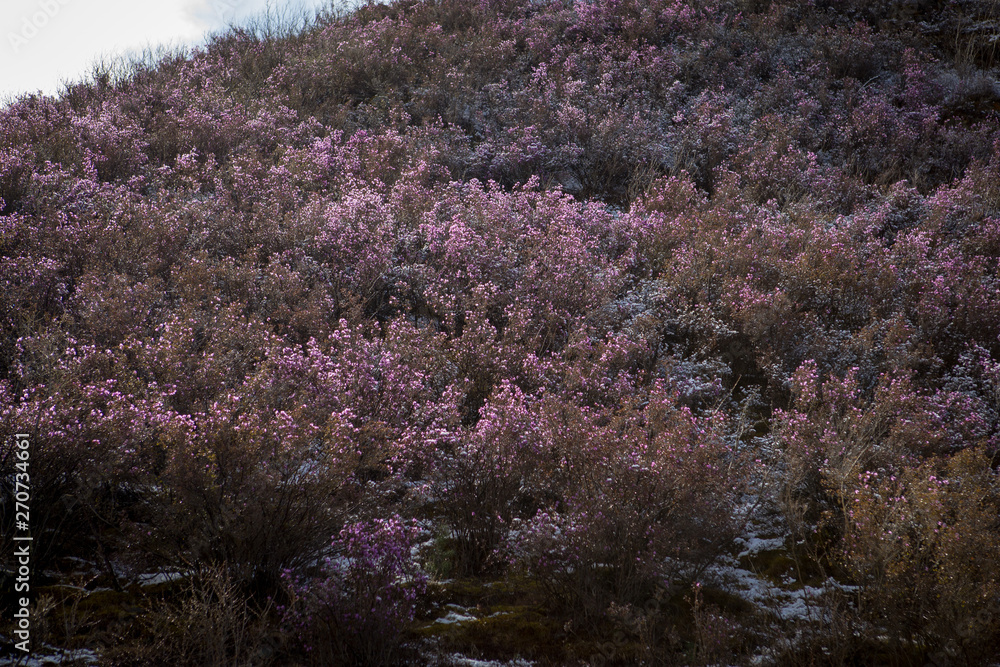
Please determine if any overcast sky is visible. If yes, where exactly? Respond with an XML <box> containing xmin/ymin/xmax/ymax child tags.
<box><xmin>1</xmin><ymin>0</ymin><xmax>357</xmax><ymax>101</ymax></box>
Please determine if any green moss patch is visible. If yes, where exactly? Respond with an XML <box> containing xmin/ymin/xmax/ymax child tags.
<box><xmin>412</xmin><ymin>576</ymin><xmax>574</xmax><ymax>664</ymax></box>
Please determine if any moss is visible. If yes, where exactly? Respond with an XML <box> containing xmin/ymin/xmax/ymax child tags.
<box><xmin>29</xmin><ymin>574</ymin><xmax>195</xmax><ymax>652</ymax></box>
<box><xmin>465</xmin><ymin>608</ymin><xmax>562</xmax><ymax>658</ymax></box>
<box><xmin>413</xmin><ymin>575</ymin><xmax>758</xmax><ymax>665</ymax></box>
<box><xmin>420</xmin><ymin>531</ymin><xmax>459</xmax><ymax>580</ymax></box>
<box><xmin>411</xmin><ymin>575</ymin><xmax>578</xmax><ymax>664</ymax></box>
<box><xmin>35</xmin><ymin>587</ymin><xmax>133</xmax><ymax>625</ymax></box>
<box><xmin>420</xmin><ymin>574</ymin><xmax>549</xmax><ymax>611</ymax></box>
<box><xmin>413</xmin><ymin>603</ymin><xmax>565</xmax><ymax>663</ymax></box>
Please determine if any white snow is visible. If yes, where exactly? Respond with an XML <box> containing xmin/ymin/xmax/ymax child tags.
<box><xmin>443</xmin><ymin>655</ymin><xmax>533</xmax><ymax>667</ymax></box>
<box><xmin>0</xmin><ymin>646</ymin><xmax>100</xmax><ymax>666</ymax></box>
<box><xmin>432</xmin><ymin>605</ymin><xmax>479</xmax><ymax>625</ymax></box>
<box><xmin>734</xmin><ymin>535</ymin><xmax>787</xmax><ymax>557</ymax></box>
<box><xmin>135</xmin><ymin>570</ymin><xmax>186</xmax><ymax>586</ymax></box>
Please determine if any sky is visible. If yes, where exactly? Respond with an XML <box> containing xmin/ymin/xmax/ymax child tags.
<box><xmin>1</xmin><ymin>0</ymin><xmax>357</xmax><ymax>101</ymax></box>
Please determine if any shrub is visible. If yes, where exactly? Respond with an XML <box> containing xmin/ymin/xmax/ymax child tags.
<box><xmin>3</xmin><ymin>0</ymin><xmax>1000</xmax><ymax>661</ymax></box>
<box><xmin>280</xmin><ymin>516</ymin><xmax>427</xmax><ymax>666</ymax></box>
<box><xmin>142</xmin><ymin>566</ymin><xmax>274</xmax><ymax>667</ymax></box>
<box><xmin>515</xmin><ymin>381</ymin><xmax>748</xmax><ymax>621</ymax></box>
<box><xmin>430</xmin><ymin>380</ymin><xmax>542</xmax><ymax>575</ymax></box>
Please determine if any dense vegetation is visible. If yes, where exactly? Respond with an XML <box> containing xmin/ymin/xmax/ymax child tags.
<box><xmin>2</xmin><ymin>0</ymin><xmax>1000</xmax><ymax>664</ymax></box>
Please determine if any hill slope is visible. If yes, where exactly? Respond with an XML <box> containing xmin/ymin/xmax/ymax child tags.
<box><xmin>2</xmin><ymin>0</ymin><xmax>1000</xmax><ymax>664</ymax></box>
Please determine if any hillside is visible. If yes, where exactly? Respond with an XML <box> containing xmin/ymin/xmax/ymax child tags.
<box><xmin>2</xmin><ymin>0</ymin><xmax>1000</xmax><ymax>664</ymax></box>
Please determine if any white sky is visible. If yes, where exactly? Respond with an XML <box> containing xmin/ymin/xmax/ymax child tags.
<box><xmin>1</xmin><ymin>0</ymin><xmax>359</xmax><ymax>101</ymax></box>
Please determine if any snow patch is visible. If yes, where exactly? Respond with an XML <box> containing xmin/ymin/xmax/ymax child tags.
<box><xmin>0</xmin><ymin>646</ymin><xmax>100</xmax><ymax>666</ymax></box>
<box><xmin>444</xmin><ymin>655</ymin><xmax>534</xmax><ymax>667</ymax></box>
<box><xmin>136</xmin><ymin>571</ymin><xmax>186</xmax><ymax>586</ymax></box>
<box><xmin>432</xmin><ymin>605</ymin><xmax>479</xmax><ymax>625</ymax></box>
<box><xmin>734</xmin><ymin>535</ymin><xmax>787</xmax><ymax>557</ymax></box>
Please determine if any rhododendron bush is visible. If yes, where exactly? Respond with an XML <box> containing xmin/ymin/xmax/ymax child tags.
<box><xmin>2</xmin><ymin>0</ymin><xmax>1000</xmax><ymax>664</ymax></box>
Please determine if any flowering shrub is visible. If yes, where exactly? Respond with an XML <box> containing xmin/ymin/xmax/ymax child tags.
<box><xmin>777</xmin><ymin>360</ymin><xmax>1000</xmax><ymax>659</ymax></box>
<box><xmin>280</xmin><ymin>517</ymin><xmax>426</xmax><ymax>666</ymax></box>
<box><xmin>835</xmin><ymin>448</ymin><xmax>1000</xmax><ymax>662</ymax></box>
<box><xmin>430</xmin><ymin>380</ymin><xmax>542</xmax><ymax>574</ymax></box>
<box><xmin>514</xmin><ymin>381</ymin><xmax>748</xmax><ymax>619</ymax></box>
<box><xmin>2</xmin><ymin>0</ymin><xmax>1000</xmax><ymax>662</ymax></box>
